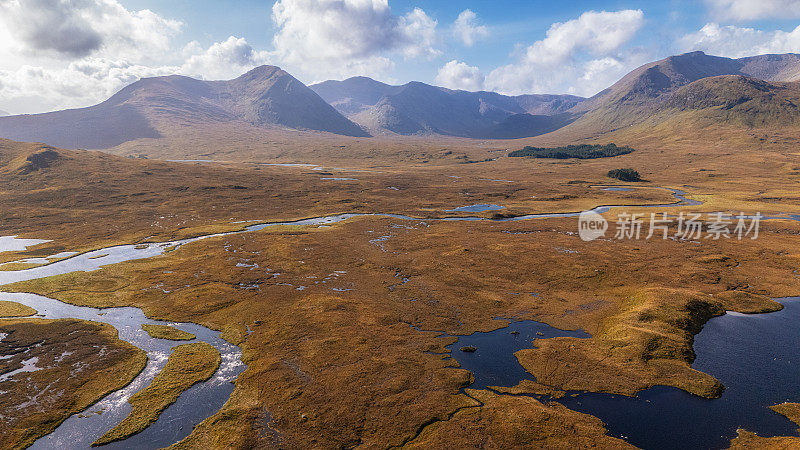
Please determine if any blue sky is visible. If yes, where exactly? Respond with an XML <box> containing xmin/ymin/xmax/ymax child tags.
<box><xmin>117</xmin><ymin>0</ymin><xmax>697</xmax><ymax>84</ymax></box>
<box><xmin>2</xmin><ymin>0</ymin><xmax>800</xmax><ymax>113</ymax></box>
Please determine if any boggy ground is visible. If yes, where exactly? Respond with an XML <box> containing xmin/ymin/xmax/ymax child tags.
<box><xmin>5</xmin><ymin>211</ymin><xmax>800</xmax><ymax>448</ymax></box>
<box><xmin>95</xmin><ymin>341</ymin><xmax>220</xmax><ymax>446</ymax></box>
<box><xmin>141</xmin><ymin>323</ymin><xmax>196</xmax><ymax>341</ymax></box>
<box><xmin>0</xmin><ymin>138</ymin><xmax>703</xmax><ymax>264</ymax></box>
<box><xmin>0</xmin><ymin>318</ymin><xmax>146</xmax><ymax>449</ymax></box>
<box><xmin>3</xmin><ymin>124</ymin><xmax>800</xmax><ymax>448</ymax></box>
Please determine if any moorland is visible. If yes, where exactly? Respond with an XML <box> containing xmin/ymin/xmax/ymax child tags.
<box><xmin>1</xmin><ymin>50</ymin><xmax>800</xmax><ymax>449</ymax></box>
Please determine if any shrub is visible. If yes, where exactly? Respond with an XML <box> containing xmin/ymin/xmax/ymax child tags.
<box><xmin>607</xmin><ymin>168</ymin><xmax>642</xmax><ymax>182</ymax></box>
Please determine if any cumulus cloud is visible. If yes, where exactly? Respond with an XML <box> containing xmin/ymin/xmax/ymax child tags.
<box><xmin>453</xmin><ymin>9</ymin><xmax>488</xmax><ymax>47</ymax></box>
<box><xmin>519</xmin><ymin>9</ymin><xmax>643</xmax><ymax>67</ymax></box>
<box><xmin>0</xmin><ymin>59</ymin><xmax>179</xmax><ymax>113</ymax></box>
<box><xmin>0</xmin><ymin>0</ymin><xmax>280</xmax><ymax>113</ymax></box>
<box><xmin>434</xmin><ymin>60</ymin><xmax>484</xmax><ymax>91</ymax></box>
<box><xmin>396</xmin><ymin>7</ymin><xmax>439</xmax><ymax>58</ymax></box>
<box><xmin>180</xmin><ymin>36</ymin><xmax>271</xmax><ymax>80</ymax></box>
<box><xmin>0</xmin><ymin>0</ymin><xmax>101</xmax><ymax>57</ymax></box>
<box><xmin>271</xmin><ymin>0</ymin><xmax>439</xmax><ymax>80</ymax></box>
<box><xmin>681</xmin><ymin>23</ymin><xmax>800</xmax><ymax>58</ymax></box>
<box><xmin>0</xmin><ymin>0</ymin><xmax>182</xmax><ymax>61</ymax></box>
<box><xmin>704</xmin><ymin>0</ymin><xmax>800</xmax><ymax>21</ymax></box>
<box><xmin>575</xmin><ymin>53</ymin><xmax>649</xmax><ymax>94</ymax></box>
<box><xmin>485</xmin><ymin>10</ymin><xmax>645</xmax><ymax>96</ymax></box>
<box><xmin>0</xmin><ymin>35</ymin><xmax>270</xmax><ymax>114</ymax></box>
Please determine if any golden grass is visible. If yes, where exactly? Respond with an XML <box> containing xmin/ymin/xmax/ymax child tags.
<box><xmin>0</xmin><ymin>138</ymin><xmax>679</xmax><ymax>264</ymax></box>
<box><xmin>10</xmin><ymin>212</ymin><xmax>800</xmax><ymax>448</ymax></box>
<box><xmin>0</xmin><ymin>262</ymin><xmax>44</xmax><ymax>271</ymax></box>
<box><xmin>405</xmin><ymin>389</ymin><xmax>635</xmax><ymax>449</ymax></box>
<box><xmin>2</xmin><ymin>125</ymin><xmax>800</xmax><ymax>447</ymax></box>
<box><xmin>0</xmin><ymin>300</ymin><xmax>36</xmax><ymax>317</ymax></box>
<box><xmin>93</xmin><ymin>342</ymin><xmax>220</xmax><ymax>446</ymax></box>
<box><xmin>141</xmin><ymin>324</ymin><xmax>195</xmax><ymax>341</ymax></box>
<box><xmin>772</xmin><ymin>403</ymin><xmax>800</xmax><ymax>430</ymax></box>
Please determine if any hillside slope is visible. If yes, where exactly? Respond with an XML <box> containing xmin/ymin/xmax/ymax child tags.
<box><xmin>559</xmin><ymin>51</ymin><xmax>800</xmax><ymax>137</ymax></box>
<box><xmin>660</xmin><ymin>75</ymin><xmax>800</xmax><ymax>127</ymax></box>
<box><xmin>0</xmin><ymin>66</ymin><xmax>367</xmax><ymax>149</ymax></box>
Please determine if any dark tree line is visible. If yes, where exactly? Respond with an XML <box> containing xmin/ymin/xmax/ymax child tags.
<box><xmin>509</xmin><ymin>143</ymin><xmax>635</xmax><ymax>159</ymax></box>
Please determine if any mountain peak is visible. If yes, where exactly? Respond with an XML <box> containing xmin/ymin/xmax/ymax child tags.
<box><xmin>344</xmin><ymin>76</ymin><xmax>381</xmax><ymax>83</ymax></box>
<box><xmin>677</xmin><ymin>50</ymin><xmax>707</xmax><ymax>57</ymax></box>
<box><xmin>0</xmin><ymin>65</ymin><xmax>368</xmax><ymax>148</ymax></box>
<box><xmin>312</xmin><ymin>77</ymin><xmax>584</xmax><ymax>137</ymax></box>
<box><xmin>234</xmin><ymin>65</ymin><xmax>287</xmax><ymax>82</ymax></box>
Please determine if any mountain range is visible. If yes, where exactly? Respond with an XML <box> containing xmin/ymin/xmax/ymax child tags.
<box><xmin>1</xmin><ymin>51</ymin><xmax>800</xmax><ymax>149</ymax></box>
<box><xmin>309</xmin><ymin>77</ymin><xmax>583</xmax><ymax>138</ymax></box>
<box><xmin>0</xmin><ymin>66</ymin><xmax>367</xmax><ymax>149</ymax></box>
<box><xmin>562</xmin><ymin>51</ymin><xmax>800</xmax><ymax>137</ymax></box>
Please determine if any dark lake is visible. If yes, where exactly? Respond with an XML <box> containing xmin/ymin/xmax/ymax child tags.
<box><xmin>446</xmin><ymin>320</ymin><xmax>589</xmax><ymax>390</ymax></box>
<box><xmin>447</xmin><ymin>298</ymin><xmax>800</xmax><ymax>449</ymax></box>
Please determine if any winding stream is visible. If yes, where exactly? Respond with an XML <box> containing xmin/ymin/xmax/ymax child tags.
<box><xmin>3</xmin><ymin>293</ymin><xmax>245</xmax><ymax>449</ymax></box>
<box><xmin>0</xmin><ymin>185</ymin><xmax>795</xmax><ymax>448</ymax></box>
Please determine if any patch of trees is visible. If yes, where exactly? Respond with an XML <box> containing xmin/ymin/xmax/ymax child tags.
<box><xmin>508</xmin><ymin>143</ymin><xmax>634</xmax><ymax>159</ymax></box>
<box><xmin>607</xmin><ymin>168</ymin><xmax>642</xmax><ymax>182</ymax></box>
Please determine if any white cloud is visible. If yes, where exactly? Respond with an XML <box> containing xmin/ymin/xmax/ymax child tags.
<box><xmin>0</xmin><ymin>35</ymin><xmax>270</xmax><ymax>114</ymax></box>
<box><xmin>270</xmin><ymin>0</ymin><xmax>439</xmax><ymax>81</ymax></box>
<box><xmin>0</xmin><ymin>0</ymin><xmax>185</xmax><ymax>113</ymax></box>
<box><xmin>705</xmin><ymin>0</ymin><xmax>800</xmax><ymax>21</ymax></box>
<box><xmin>485</xmin><ymin>10</ymin><xmax>645</xmax><ymax>96</ymax></box>
<box><xmin>0</xmin><ymin>0</ymin><xmax>182</xmax><ymax>62</ymax></box>
<box><xmin>396</xmin><ymin>7</ymin><xmax>439</xmax><ymax>59</ymax></box>
<box><xmin>576</xmin><ymin>55</ymin><xmax>645</xmax><ymax>95</ymax></box>
<box><xmin>434</xmin><ymin>60</ymin><xmax>484</xmax><ymax>91</ymax></box>
<box><xmin>0</xmin><ymin>59</ymin><xmax>179</xmax><ymax>114</ymax></box>
<box><xmin>453</xmin><ymin>9</ymin><xmax>488</xmax><ymax>47</ymax></box>
<box><xmin>180</xmin><ymin>36</ymin><xmax>271</xmax><ymax>80</ymax></box>
<box><xmin>681</xmin><ymin>23</ymin><xmax>800</xmax><ymax>58</ymax></box>
<box><xmin>0</xmin><ymin>0</ymin><xmax>281</xmax><ymax>113</ymax></box>
<box><xmin>522</xmin><ymin>9</ymin><xmax>644</xmax><ymax>66</ymax></box>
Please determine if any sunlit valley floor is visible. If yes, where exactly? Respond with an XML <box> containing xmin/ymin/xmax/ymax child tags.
<box><xmin>1</xmin><ymin>126</ymin><xmax>800</xmax><ymax>449</ymax></box>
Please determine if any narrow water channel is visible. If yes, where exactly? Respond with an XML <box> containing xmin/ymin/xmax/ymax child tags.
<box><xmin>0</xmin><ymin>292</ymin><xmax>245</xmax><ymax>449</ymax></box>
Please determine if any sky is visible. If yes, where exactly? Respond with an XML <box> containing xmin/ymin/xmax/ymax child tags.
<box><xmin>2</xmin><ymin>0</ymin><xmax>800</xmax><ymax>114</ymax></box>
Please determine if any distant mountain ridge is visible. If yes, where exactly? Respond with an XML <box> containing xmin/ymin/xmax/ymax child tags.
<box><xmin>310</xmin><ymin>77</ymin><xmax>585</xmax><ymax>138</ymax></box>
<box><xmin>0</xmin><ymin>66</ymin><xmax>368</xmax><ymax>149</ymax></box>
<box><xmin>565</xmin><ymin>51</ymin><xmax>800</xmax><ymax>135</ymax></box>
<box><xmin>2</xmin><ymin>51</ymin><xmax>800</xmax><ymax>150</ymax></box>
